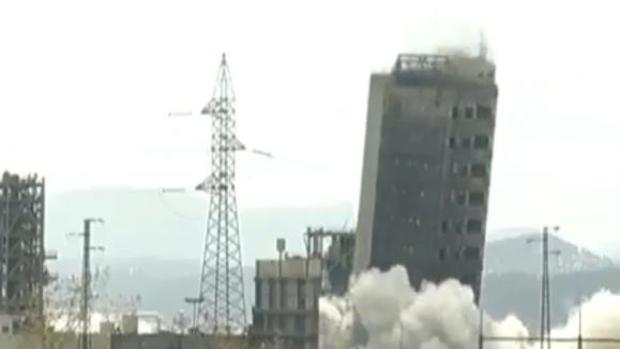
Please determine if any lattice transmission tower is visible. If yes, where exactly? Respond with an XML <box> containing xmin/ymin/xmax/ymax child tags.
<box><xmin>196</xmin><ymin>53</ymin><xmax>246</xmax><ymax>334</ymax></box>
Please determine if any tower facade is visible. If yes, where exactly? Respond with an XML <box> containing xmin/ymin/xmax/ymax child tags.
<box><xmin>354</xmin><ymin>54</ymin><xmax>498</xmax><ymax>300</ymax></box>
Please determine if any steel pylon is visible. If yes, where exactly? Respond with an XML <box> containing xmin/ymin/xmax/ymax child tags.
<box><xmin>197</xmin><ymin>53</ymin><xmax>246</xmax><ymax>335</ymax></box>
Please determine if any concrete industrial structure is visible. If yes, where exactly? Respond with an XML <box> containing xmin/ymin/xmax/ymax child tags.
<box><xmin>304</xmin><ymin>228</ymin><xmax>355</xmax><ymax>296</ymax></box>
<box><xmin>354</xmin><ymin>53</ymin><xmax>498</xmax><ymax>300</ymax></box>
<box><xmin>0</xmin><ymin>172</ymin><xmax>47</xmax><ymax>329</ymax></box>
<box><xmin>251</xmin><ymin>239</ymin><xmax>321</xmax><ymax>349</ymax></box>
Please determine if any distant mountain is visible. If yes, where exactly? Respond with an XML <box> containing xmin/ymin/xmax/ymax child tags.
<box><xmin>484</xmin><ymin>233</ymin><xmax>617</xmax><ymax>275</ymax></box>
<box><xmin>482</xmin><ymin>233</ymin><xmax>620</xmax><ymax>332</ymax></box>
<box><xmin>482</xmin><ymin>268</ymin><xmax>620</xmax><ymax>332</ymax></box>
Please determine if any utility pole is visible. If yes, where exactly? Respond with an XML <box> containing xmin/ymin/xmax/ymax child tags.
<box><xmin>184</xmin><ymin>296</ymin><xmax>204</xmax><ymax>332</ymax></box>
<box><xmin>527</xmin><ymin>226</ymin><xmax>559</xmax><ymax>349</ymax></box>
<box><xmin>577</xmin><ymin>304</ymin><xmax>583</xmax><ymax>349</ymax></box>
<box><xmin>276</xmin><ymin>239</ymin><xmax>285</xmax><ymax>348</ymax></box>
<box><xmin>541</xmin><ymin>227</ymin><xmax>549</xmax><ymax>349</ymax></box>
<box><xmin>478</xmin><ymin>305</ymin><xmax>484</xmax><ymax>349</ymax></box>
<box><xmin>78</xmin><ymin>218</ymin><xmax>104</xmax><ymax>349</ymax></box>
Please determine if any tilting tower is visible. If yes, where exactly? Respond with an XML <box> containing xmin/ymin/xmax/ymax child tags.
<box><xmin>0</xmin><ymin>172</ymin><xmax>46</xmax><ymax>325</ymax></box>
<box><xmin>197</xmin><ymin>54</ymin><xmax>246</xmax><ymax>334</ymax></box>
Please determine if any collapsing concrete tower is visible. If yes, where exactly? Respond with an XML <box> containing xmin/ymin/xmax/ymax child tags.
<box><xmin>354</xmin><ymin>53</ymin><xmax>498</xmax><ymax>301</ymax></box>
<box><xmin>0</xmin><ymin>172</ymin><xmax>46</xmax><ymax>325</ymax></box>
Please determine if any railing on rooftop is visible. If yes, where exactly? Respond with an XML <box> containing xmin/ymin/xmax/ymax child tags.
<box><xmin>394</xmin><ymin>54</ymin><xmax>450</xmax><ymax>74</ymax></box>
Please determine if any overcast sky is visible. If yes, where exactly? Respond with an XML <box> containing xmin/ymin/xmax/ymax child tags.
<box><xmin>1</xmin><ymin>0</ymin><xmax>619</xmax><ymax>256</ymax></box>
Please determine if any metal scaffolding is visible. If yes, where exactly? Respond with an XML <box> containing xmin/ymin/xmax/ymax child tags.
<box><xmin>304</xmin><ymin>227</ymin><xmax>355</xmax><ymax>296</ymax></box>
<box><xmin>0</xmin><ymin>172</ymin><xmax>45</xmax><ymax>324</ymax></box>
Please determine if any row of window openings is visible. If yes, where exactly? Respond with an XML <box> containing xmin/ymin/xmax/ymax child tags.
<box><xmin>389</xmin><ymin>185</ymin><xmax>428</xmax><ymax>198</ymax></box>
<box><xmin>385</xmin><ymin>216</ymin><xmax>482</xmax><ymax>234</ymax></box>
<box><xmin>256</xmin><ymin>280</ymin><xmax>310</xmax><ymax>310</ymax></box>
<box><xmin>390</xmin><ymin>161</ymin><xmax>487</xmax><ymax>179</ymax></box>
<box><xmin>451</xmin><ymin>191</ymin><xmax>485</xmax><ymax>206</ymax></box>
<box><xmin>391</xmin><ymin>188</ymin><xmax>485</xmax><ymax>206</ymax></box>
<box><xmin>438</xmin><ymin>246</ymin><xmax>481</xmax><ymax>261</ymax></box>
<box><xmin>448</xmin><ymin>135</ymin><xmax>491</xmax><ymax>150</ymax></box>
<box><xmin>387</xmin><ymin>213</ymin><xmax>422</xmax><ymax>225</ymax></box>
<box><xmin>452</xmin><ymin>104</ymin><xmax>494</xmax><ymax>120</ymax></box>
<box><xmin>386</xmin><ymin>187</ymin><xmax>486</xmax><ymax>206</ymax></box>
<box><xmin>442</xmin><ymin>218</ymin><xmax>483</xmax><ymax>234</ymax></box>
<box><xmin>256</xmin><ymin>314</ymin><xmax>307</xmax><ymax>334</ymax></box>
<box><xmin>453</xmin><ymin>163</ymin><xmax>488</xmax><ymax>178</ymax></box>
<box><xmin>388</xmin><ymin>97</ymin><xmax>493</xmax><ymax>119</ymax></box>
<box><xmin>393</xmin><ymin>158</ymin><xmax>430</xmax><ymax>169</ymax></box>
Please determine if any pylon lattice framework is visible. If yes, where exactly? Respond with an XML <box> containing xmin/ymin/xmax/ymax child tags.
<box><xmin>197</xmin><ymin>54</ymin><xmax>246</xmax><ymax>334</ymax></box>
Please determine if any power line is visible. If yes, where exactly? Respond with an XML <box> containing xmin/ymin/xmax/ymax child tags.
<box><xmin>78</xmin><ymin>218</ymin><xmax>104</xmax><ymax>349</ymax></box>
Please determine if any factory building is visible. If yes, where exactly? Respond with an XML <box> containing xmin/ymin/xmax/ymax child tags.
<box><xmin>0</xmin><ymin>172</ymin><xmax>47</xmax><ymax>328</ymax></box>
<box><xmin>251</xmin><ymin>239</ymin><xmax>320</xmax><ymax>349</ymax></box>
<box><xmin>354</xmin><ymin>52</ymin><xmax>499</xmax><ymax>300</ymax></box>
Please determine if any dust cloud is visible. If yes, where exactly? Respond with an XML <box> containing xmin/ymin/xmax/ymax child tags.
<box><xmin>319</xmin><ymin>265</ymin><xmax>620</xmax><ymax>349</ymax></box>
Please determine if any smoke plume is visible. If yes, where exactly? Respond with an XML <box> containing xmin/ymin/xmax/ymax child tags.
<box><xmin>319</xmin><ymin>265</ymin><xmax>620</xmax><ymax>349</ymax></box>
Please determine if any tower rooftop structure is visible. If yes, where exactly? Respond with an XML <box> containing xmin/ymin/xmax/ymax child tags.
<box><xmin>393</xmin><ymin>53</ymin><xmax>495</xmax><ymax>86</ymax></box>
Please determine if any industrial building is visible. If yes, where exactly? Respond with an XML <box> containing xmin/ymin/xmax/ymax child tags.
<box><xmin>0</xmin><ymin>172</ymin><xmax>47</xmax><ymax>330</ymax></box>
<box><xmin>354</xmin><ymin>52</ymin><xmax>499</xmax><ymax>300</ymax></box>
<box><xmin>251</xmin><ymin>239</ymin><xmax>321</xmax><ymax>349</ymax></box>
<box><xmin>305</xmin><ymin>228</ymin><xmax>355</xmax><ymax>296</ymax></box>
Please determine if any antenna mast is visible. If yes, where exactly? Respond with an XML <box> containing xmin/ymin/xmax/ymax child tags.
<box><xmin>479</xmin><ymin>32</ymin><xmax>488</xmax><ymax>59</ymax></box>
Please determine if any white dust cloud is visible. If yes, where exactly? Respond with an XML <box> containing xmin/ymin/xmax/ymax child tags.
<box><xmin>320</xmin><ymin>265</ymin><xmax>620</xmax><ymax>349</ymax></box>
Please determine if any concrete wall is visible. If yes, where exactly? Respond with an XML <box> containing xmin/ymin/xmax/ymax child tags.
<box><xmin>255</xmin><ymin>258</ymin><xmax>321</xmax><ymax>312</ymax></box>
<box><xmin>0</xmin><ymin>333</ymin><xmax>251</xmax><ymax>349</ymax></box>
<box><xmin>353</xmin><ymin>73</ymin><xmax>389</xmax><ymax>274</ymax></box>
<box><xmin>0</xmin><ymin>314</ymin><xmax>16</xmax><ymax>334</ymax></box>
<box><xmin>0</xmin><ymin>333</ymin><xmax>110</xmax><ymax>349</ymax></box>
<box><xmin>256</xmin><ymin>257</ymin><xmax>321</xmax><ymax>278</ymax></box>
<box><xmin>110</xmin><ymin>333</ymin><xmax>215</xmax><ymax>349</ymax></box>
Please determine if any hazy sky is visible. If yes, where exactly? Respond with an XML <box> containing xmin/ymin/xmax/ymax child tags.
<box><xmin>1</xmin><ymin>0</ymin><xmax>619</xmax><ymax>256</ymax></box>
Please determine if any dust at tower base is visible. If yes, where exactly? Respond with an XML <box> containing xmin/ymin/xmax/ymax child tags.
<box><xmin>353</xmin><ymin>53</ymin><xmax>498</xmax><ymax>301</ymax></box>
